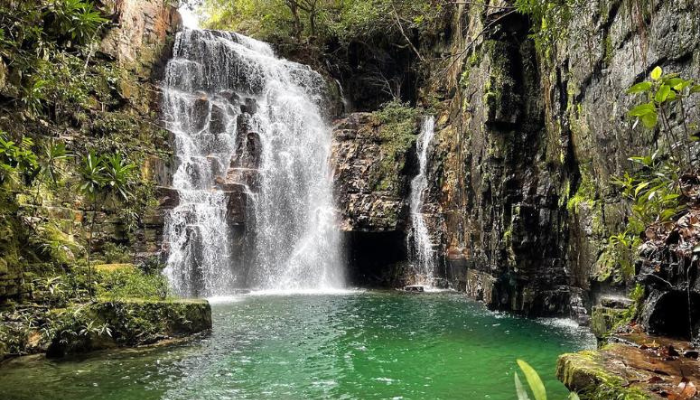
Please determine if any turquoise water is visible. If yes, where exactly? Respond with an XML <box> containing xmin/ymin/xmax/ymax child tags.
<box><xmin>0</xmin><ymin>291</ymin><xmax>594</xmax><ymax>399</ymax></box>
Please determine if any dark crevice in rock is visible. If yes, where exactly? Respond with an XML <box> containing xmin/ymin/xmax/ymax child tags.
<box><xmin>343</xmin><ymin>231</ymin><xmax>409</xmax><ymax>287</ymax></box>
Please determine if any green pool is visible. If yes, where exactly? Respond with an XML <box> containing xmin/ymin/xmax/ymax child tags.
<box><xmin>0</xmin><ymin>291</ymin><xmax>594</xmax><ymax>399</ymax></box>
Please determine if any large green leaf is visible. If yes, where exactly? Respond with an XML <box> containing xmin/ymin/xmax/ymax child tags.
<box><xmin>628</xmin><ymin>102</ymin><xmax>655</xmax><ymax>117</ymax></box>
<box><xmin>640</xmin><ymin>112</ymin><xmax>658</xmax><ymax>129</ymax></box>
<box><xmin>515</xmin><ymin>372</ymin><xmax>531</xmax><ymax>400</ymax></box>
<box><xmin>517</xmin><ymin>359</ymin><xmax>547</xmax><ymax>400</ymax></box>
<box><xmin>626</xmin><ymin>81</ymin><xmax>652</xmax><ymax>94</ymax></box>
<box><xmin>655</xmin><ymin>84</ymin><xmax>671</xmax><ymax>102</ymax></box>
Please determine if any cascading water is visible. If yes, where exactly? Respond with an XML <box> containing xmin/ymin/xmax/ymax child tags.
<box><xmin>163</xmin><ymin>29</ymin><xmax>344</xmax><ymax>297</ymax></box>
<box><xmin>408</xmin><ymin>117</ymin><xmax>437</xmax><ymax>285</ymax></box>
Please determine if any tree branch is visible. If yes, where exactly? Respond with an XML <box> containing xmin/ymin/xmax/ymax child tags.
<box><xmin>390</xmin><ymin>2</ymin><xmax>424</xmax><ymax>63</ymax></box>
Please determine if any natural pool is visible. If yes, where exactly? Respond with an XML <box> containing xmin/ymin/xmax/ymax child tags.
<box><xmin>0</xmin><ymin>291</ymin><xmax>594</xmax><ymax>400</ymax></box>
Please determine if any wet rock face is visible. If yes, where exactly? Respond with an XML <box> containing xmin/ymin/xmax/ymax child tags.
<box><xmin>637</xmin><ymin>207</ymin><xmax>700</xmax><ymax>341</ymax></box>
<box><xmin>425</xmin><ymin>0</ymin><xmax>700</xmax><ymax>316</ymax></box>
<box><xmin>433</xmin><ymin>10</ymin><xmax>570</xmax><ymax>316</ymax></box>
<box><xmin>331</xmin><ymin>112</ymin><xmax>419</xmax><ymax>284</ymax></box>
<box><xmin>331</xmin><ymin>113</ymin><xmax>418</xmax><ymax>233</ymax></box>
<box><xmin>100</xmin><ymin>0</ymin><xmax>181</xmax><ymax>77</ymax></box>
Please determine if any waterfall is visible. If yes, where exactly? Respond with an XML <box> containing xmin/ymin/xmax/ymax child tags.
<box><xmin>162</xmin><ymin>29</ymin><xmax>344</xmax><ymax>297</ymax></box>
<box><xmin>408</xmin><ymin>117</ymin><xmax>437</xmax><ymax>285</ymax></box>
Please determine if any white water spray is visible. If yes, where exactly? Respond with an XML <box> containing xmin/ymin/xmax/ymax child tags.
<box><xmin>163</xmin><ymin>30</ymin><xmax>344</xmax><ymax>297</ymax></box>
<box><xmin>408</xmin><ymin>117</ymin><xmax>437</xmax><ymax>285</ymax></box>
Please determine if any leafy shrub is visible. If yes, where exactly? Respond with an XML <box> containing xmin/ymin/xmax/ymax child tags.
<box><xmin>96</xmin><ymin>266</ymin><xmax>170</xmax><ymax>301</ymax></box>
<box><xmin>102</xmin><ymin>242</ymin><xmax>132</xmax><ymax>264</ymax></box>
<box><xmin>601</xmin><ymin>67</ymin><xmax>700</xmax><ymax>282</ymax></box>
<box><xmin>0</xmin><ymin>133</ymin><xmax>38</xmax><ymax>185</ymax></box>
<box><xmin>199</xmin><ymin>0</ymin><xmax>448</xmax><ymax>46</ymax></box>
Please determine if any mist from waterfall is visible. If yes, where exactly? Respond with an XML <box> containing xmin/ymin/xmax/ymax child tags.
<box><xmin>162</xmin><ymin>29</ymin><xmax>344</xmax><ymax>297</ymax></box>
<box><xmin>408</xmin><ymin>117</ymin><xmax>437</xmax><ymax>285</ymax></box>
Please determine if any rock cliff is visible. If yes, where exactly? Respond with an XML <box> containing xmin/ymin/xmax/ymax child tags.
<box><xmin>0</xmin><ymin>0</ymin><xmax>180</xmax><ymax>303</ymax></box>
<box><xmin>410</xmin><ymin>0</ymin><xmax>700</xmax><ymax>316</ymax></box>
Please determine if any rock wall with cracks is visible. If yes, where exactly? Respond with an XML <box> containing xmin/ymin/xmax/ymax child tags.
<box><xmin>424</xmin><ymin>0</ymin><xmax>700</xmax><ymax>316</ymax></box>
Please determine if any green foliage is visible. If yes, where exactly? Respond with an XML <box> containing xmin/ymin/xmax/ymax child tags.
<box><xmin>0</xmin><ymin>133</ymin><xmax>38</xmax><ymax>185</ymax></box>
<box><xmin>514</xmin><ymin>0</ymin><xmax>581</xmax><ymax>58</ymax></box>
<box><xmin>102</xmin><ymin>242</ymin><xmax>132</xmax><ymax>264</ymax></box>
<box><xmin>96</xmin><ymin>266</ymin><xmax>170</xmax><ymax>301</ymax></box>
<box><xmin>44</xmin><ymin>0</ymin><xmax>108</xmax><ymax>46</ymax></box>
<box><xmin>615</xmin><ymin>152</ymin><xmax>684</xmax><ymax>231</ymax></box>
<box><xmin>36</xmin><ymin>140</ymin><xmax>71</xmax><ymax>186</ymax></box>
<box><xmin>199</xmin><ymin>0</ymin><xmax>447</xmax><ymax>46</ymax></box>
<box><xmin>33</xmin><ymin>276</ymin><xmax>69</xmax><ymax>307</ymax></box>
<box><xmin>103</xmin><ymin>153</ymin><xmax>137</xmax><ymax>202</ymax></box>
<box><xmin>0</xmin><ymin>1</ymin><xmax>108</xmax><ymax>115</ymax></box>
<box><xmin>601</xmin><ymin>152</ymin><xmax>682</xmax><ymax>282</ymax></box>
<box><xmin>79</xmin><ymin>151</ymin><xmax>136</xmax><ymax>203</ymax></box>
<box><xmin>514</xmin><ymin>359</ymin><xmax>580</xmax><ymax>400</ymax></box>
<box><xmin>376</xmin><ymin>100</ymin><xmax>419</xmax><ymax>124</ymax></box>
<box><xmin>78</xmin><ymin>150</ymin><xmax>105</xmax><ymax>201</ymax></box>
<box><xmin>371</xmin><ymin>101</ymin><xmax>419</xmax><ymax>191</ymax></box>
<box><xmin>626</xmin><ymin>66</ymin><xmax>699</xmax><ymax>167</ymax></box>
<box><xmin>600</xmin><ymin>69</ymin><xmax>699</xmax><ymax>283</ymax></box>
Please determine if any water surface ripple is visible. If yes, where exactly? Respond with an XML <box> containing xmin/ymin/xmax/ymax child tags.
<box><xmin>0</xmin><ymin>292</ymin><xmax>594</xmax><ymax>399</ymax></box>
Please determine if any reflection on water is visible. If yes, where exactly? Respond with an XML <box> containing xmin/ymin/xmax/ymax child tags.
<box><xmin>0</xmin><ymin>292</ymin><xmax>594</xmax><ymax>400</ymax></box>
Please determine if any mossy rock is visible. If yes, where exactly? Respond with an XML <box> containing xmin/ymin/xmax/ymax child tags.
<box><xmin>590</xmin><ymin>306</ymin><xmax>628</xmax><ymax>340</ymax></box>
<box><xmin>46</xmin><ymin>299</ymin><xmax>212</xmax><ymax>358</ymax></box>
<box><xmin>557</xmin><ymin>349</ymin><xmax>652</xmax><ymax>399</ymax></box>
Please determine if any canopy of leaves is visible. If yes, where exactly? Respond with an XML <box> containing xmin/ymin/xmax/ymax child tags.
<box><xmin>198</xmin><ymin>0</ymin><xmax>446</xmax><ymax>46</ymax></box>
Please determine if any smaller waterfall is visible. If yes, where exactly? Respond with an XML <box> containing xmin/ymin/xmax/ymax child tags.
<box><xmin>408</xmin><ymin>117</ymin><xmax>437</xmax><ymax>285</ymax></box>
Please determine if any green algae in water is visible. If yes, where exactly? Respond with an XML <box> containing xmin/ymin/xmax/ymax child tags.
<box><xmin>0</xmin><ymin>292</ymin><xmax>594</xmax><ymax>399</ymax></box>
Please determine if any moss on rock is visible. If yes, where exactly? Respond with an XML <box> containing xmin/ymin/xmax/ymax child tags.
<box><xmin>590</xmin><ymin>306</ymin><xmax>628</xmax><ymax>340</ymax></box>
<box><xmin>557</xmin><ymin>348</ymin><xmax>652</xmax><ymax>399</ymax></box>
<box><xmin>46</xmin><ymin>299</ymin><xmax>211</xmax><ymax>358</ymax></box>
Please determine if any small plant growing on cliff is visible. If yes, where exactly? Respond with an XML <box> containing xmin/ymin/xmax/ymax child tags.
<box><xmin>627</xmin><ymin>66</ymin><xmax>700</xmax><ymax>169</ymax></box>
<box><xmin>602</xmin><ymin>68</ymin><xmax>700</xmax><ymax>282</ymax></box>
<box><xmin>78</xmin><ymin>151</ymin><xmax>137</xmax><ymax>291</ymax></box>
<box><xmin>0</xmin><ymin>133</ymin><xmax>39</xmax><ymax>186</ymax></box>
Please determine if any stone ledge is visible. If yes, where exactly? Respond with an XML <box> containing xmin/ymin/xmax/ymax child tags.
<box><xmin>557</xmin><ymin>332</ymin><xmax>700</xmax><ymax>399</ymax></box>
<box><xmin>1</xmin><ymin>299</ymin><xmax>212</xmax><ymax>360</ymax></box>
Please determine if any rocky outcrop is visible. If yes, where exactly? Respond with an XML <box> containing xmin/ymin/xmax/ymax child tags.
<box><xmin>45</xmin><ymin>299</ymin><xmax>211</xmax><ymax>358</ymax></box>
<box><xmin>331</xmin><ymin>111</ymin><xmax>419</xmax><ymax>285</ymax></box>
<box><xmin>0</xmin><ymin>299</ymin><xmax>211</xmax><ymax>360</ymax></box>
<box><xmin>418</xmin><ymin>0</ymin><xmax>700</xmax><ymax>316</ymax></box>
<box><xmin>100</xmin><ymin>0</ymin><xmax>181</xmax><ymax>111</ymax></box>
<box><xmin>558</xmin><ymin>331</ymin><xmax>700</xmax><ymax>399</ymax></box>
<box><xmin>637</xmin><ymin>198</ymin><xmax>700</xmax><ymax>342</ymax></box>
<box><xmin>428</xmin><ymin>7</ymin><xmax>571</xmax><ymax>316</ymax></box>
<box><xmin>332</xmin><ymin>113</ymin><xmax>418</xmax><ymax>232</ymax></box>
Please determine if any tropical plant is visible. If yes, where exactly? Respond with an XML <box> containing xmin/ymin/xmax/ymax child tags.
<box><xmin>78</xmin><ymin>151</ymin><xmax>137</xmax><ymax>293</ymax></box>
<box><xmin>33</xmin><ymin>276</ymin><xmax>68</xmax><ymax>306</ymax></box>
<box><xmin>0</xmin><ymin>134</ymin><xmax>39</xmax><ymax>186</ymax></box>
<box><xmin>39</xmin><ymin>141</ymin><xmax>71</xmax><ymax>186</ymax></box>
<box><xmin>44</xmin><ymin>0</ymin><xmax>108</xmax><ymax>46</ymax></box>
<box><xmin>103</xmin><ymin>153</ymin><xmax>137</xmax><ymax>203</ymax></box>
